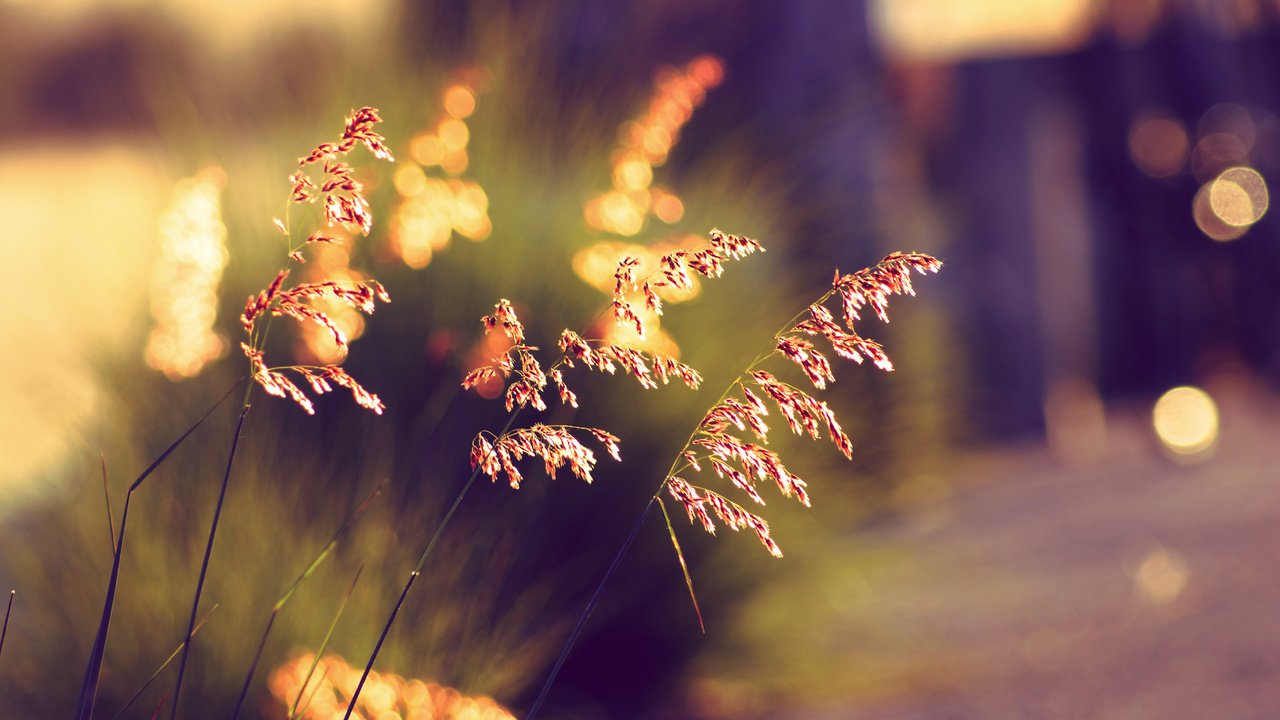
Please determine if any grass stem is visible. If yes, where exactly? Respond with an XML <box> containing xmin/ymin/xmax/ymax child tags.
<box><xmin>0</xmin><ymin>590</ymin><xmax>14</xmax><ymax>660</ymax></box>
<box><xmin>230</xmin><ymin>482</ymin><xmax>386</xmax><ymax>719</ymax></box>
<box><xmin>342</xmin><ymin>408</ymin><xmax>523</xmax><ymax>718</ymax></box>
<box><xmin>75</xmin><ymin>380</ymin><xmax>240</xmax><ymax>720</ymax></box>
<box><xmin>169</xmin><ymin>401</ymin><xmax>251</xmax><ymax>719</ymax></box>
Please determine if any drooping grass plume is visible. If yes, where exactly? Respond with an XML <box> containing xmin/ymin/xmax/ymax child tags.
<box><xmin>340</xmin><ymin>230</ymin><xmax>760</xmax><ymax>714</ymax></box>
<box><xmin>465</xmin><ymin>230</ymin><xmax>760</xmax><ymax>489</ymax></box>
<box><xmin>526</xmin><ymin>249</ymin><xmax>943</xmax><ymax>718</ymax></box>
<box><xmin>169</xmin><ymin>107</ymin><xmax>394</xmax><ymax>719</ymax></box>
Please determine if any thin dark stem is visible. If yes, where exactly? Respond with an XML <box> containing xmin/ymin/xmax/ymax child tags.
<box><xmin>290</xmin><ymin>565</ymin><xmax>364</xmax><ymax>719</ymax></box>
<box><xmin>230</xmin><ymin>481</ymin><xmax>386</xmax><ymax>720</ymax></box>
<box><xmin>526</xmin><ymin>497</ymin><xmax>656</xmax><ymax>720</ymax></box>
<box><xmin>0</xmin><ymin>590</ymin><xmax>14</xmax><ymax>659</ymax></box>
<box><xmin>102</xmin><ymin>454</ymin><xmax>116</xmax><ymax>554</ymax></box>
<box><xmin>342</xmin><ymin>408</ymin><xmax>523</xmax><ymax>719</ymax></box>
<box><xmin>229</xmin><ymin>610</ymin><xmax>276</xmax><ymax>720</ymax></box>
<box><xmin>75</xmin><ymin>380</ymin><xmax>241</xmax><ymax>720</ymax></box>
<box><xmin>526</xmin><ymin>296</ymin><xmax>814</xmax><ymax>718</ymax></box>
<box><xmin>109</xmin><ymin>604</ymin><xmax>219</xmax><ymax>720</ymax></box>
<box><xmin>169</xmin><ymin>403</ymin><xmax>251</xmax><ymax>720</ymax></box>
<box><xmin>341</xmin><ymin>571</ymin><xmax>417</xmax><ymax>719</ymax></box>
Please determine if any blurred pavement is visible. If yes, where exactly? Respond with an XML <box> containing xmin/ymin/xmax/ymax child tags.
<box><xmin>799</xmin><ymin>379</ymin><xmax>1280</xmax><ymax>719</ymax></box>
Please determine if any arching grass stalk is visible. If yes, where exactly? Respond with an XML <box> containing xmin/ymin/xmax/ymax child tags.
<box><xmin>337</xmin><ymin>232</ymin><xmax>751</xmax><ymax>716</ymax></box>
<box><xmin>168</xmin><ymin>107</ymin><xmax>394</xmax><ymax>718</ymax></box>
<box><xmin>341</xmin><ymin>408</ymin><xmax>523</xmax><ymax>719</ymax></box>
<box><xmin>74</xmin><ymin>379</ymin><xmax>241</xmax><ymax>720</ymax></box>
<box><xmin>168</xmin><ymin>402</ymin><xmax>250</xmax><ymax>719</ymax></box>
<box><xmin>526</xmin><ymin>251</ymin><xmax>943</xmax><ymax>718</ymax></box>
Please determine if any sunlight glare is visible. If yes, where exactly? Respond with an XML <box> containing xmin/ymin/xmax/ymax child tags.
<box><xmin>1152</xmin><ymin>386</ymin><xmax>1219</xmax><ymax>459</ymax></box>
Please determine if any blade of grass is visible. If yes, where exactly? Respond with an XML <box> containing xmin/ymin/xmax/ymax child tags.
<box><xmin>0</xmin><ymin>590</ymin><xmax>14</xmax><ymax>660</ymax></box>
<box><xmin>657</xmin><ymin>498</ymin><xmax>704</xmax><ymax>633</ymax></box>
<box><xmin>342</xmin><ymin>407</ymin><xmax>524</xmax><ymax>719</ymax></box>
<box><xmin>102</xmin><ymin>453</ymin><xmax>116</xmax><ymax>554</ymax></box>
<box><xmin>231</xmin><ymin>479</ymin><xmax>387</xmax><ymax>720</ymax></box>
<box><xmin>169</xmin><ymin>401</ymin><xmax>251</xmax><ymax>719</ymax></box>
<box><xmin>109</xmin><ymin>603</ymin><xmax>220</xmax><ymax>720</ymax></box>
<box><xmin>289</xmin><ymin>565</ymin><xmax>364</xmax><ymax>720</ymax></box>
<box><xmin>295</xmin><ymin>664</ymin><xmax>331</xmax><ymax>720</ymax></box>
<box><xmin>526</xmin><ymin>497</ymin><xmax>656</xmax><ymax>720</ymax></box>
<box><xmin>75</xmin><ymin>380</ymin><xmax>241</xmax><ymax>720</ymax></box>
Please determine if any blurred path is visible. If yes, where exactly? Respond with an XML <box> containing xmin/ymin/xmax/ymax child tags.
<box><xmin>796</xmin><ymin>382</ymin><xmax>1280</xmax><ymax>719</ymax></box>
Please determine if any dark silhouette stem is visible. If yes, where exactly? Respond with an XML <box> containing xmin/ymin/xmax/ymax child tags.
<box><xmin>342</xmin><ymin>408</ymin><xmax>523</xmax><ymax>718</ymax></box>
<box><xmin>75</xmin><ymin>380</ymin><xmax>240</xmax><ymax>720</ymax></box>
<box><xmin>169</xmin><ymin>402</ymin><xmax>251</xmax><ymax>719</ymax></box>
<box><xmin>526</xmin><ymin>498</ymin><xmax>655</xmax><ymax>719</ymax></box>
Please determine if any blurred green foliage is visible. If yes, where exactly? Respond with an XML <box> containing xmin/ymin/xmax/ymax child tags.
<box><xmin>0</xmin><ymin>3</ymin><xmax>958</xmax><ymax>717</ymax></box>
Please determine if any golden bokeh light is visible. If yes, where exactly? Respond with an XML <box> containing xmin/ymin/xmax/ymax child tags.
<box><xmin>439</xmin><ymin>118</ymin><xmax>470</xmax><ymax>151</ymax></box>
<box><xmin>1133</xmin><ymin>546</ymin><xmax>1189</xmax><ymax>605</ymax></box>
<box><xmin>613</xmin><ymin>156</ymin><xmax>654</xmax><ymax>192</ymax></box>
<box><xmin>1192</xmin><ymin>182</ymin><xmax>1248</xmax><ymax>242</ymax></box>
<box><xmin>1208</xmin><ymin>166</ymin><xmax>1268</xmax><ymax>227</ymax></box>
<box><xmin>443</xmin><ymin>84</ymin><xmax>477</xmax><ymax>119</ymax></box>
<box><xmin>572</xmin><ymin>238</ymin><xmax>703</xmax><ymax>302</ymax></box>
<box><xmin>465</xmin><ymin>327</ymin><xmax>515</xmax><ymax>399</ymax></box>
<box><xmin>269</xmin><ymin>651</ymin><xmax>516</xmax><ymax>720</ymax></box>
<box><xmin>441</xmin><ymin>147</ymin><xmax>470</xmax><ymax>175</ymax></box>
<box><xmin>410</xmin><ymin>132</ymin><xmax>445</xmax><ymax>167</ymax></box>
<box><xmin>871</xmin><ymin>0</ymin><xmax>1096</xmax><ymax>62</ymax></box>
<box><xmin>585</xmin><ymin>54</ymin><xmax>723</xmax><ymax>237</ymax></box>
<box><xmin>1152</xmin><ymin>386</ymin><xmax>1219</xmax><ymax>459</ymax></box>
<box><xmin>389</xmin><ymin>80</ymin><xmax>491</xmax><ymax>268</ymax></box>
<box><xmin>592</xmin><ymin>309</ymin><xmax>682</xmax><ymax>357</ymax></box>
<box><xmin>393</xmin><ymin>163</ymin><xmax>428</xmax><ymax>197</ymax></box>
<box><xmin>652</xmin><ymin>190</ymin><xmax>685</xmax><ymax>224</ymax></box>
<box><xmin>599</xmin><ymin>191</ymin><xmax>645</xmax><ymax>236</ymax></box>
<box><xmin>145</xmin><ymin>167</ymin><xmax>229</xmax><ymax>380</ymax></box>
<box><xmin>1127</xmin><ymin>110</ymin><xmax>1188</xmax><ymax>178</ymax></box>
<box><xmin>295</xmin><ymin>242</ymin><xmax>370</xmax><ymax>365</ymax></box>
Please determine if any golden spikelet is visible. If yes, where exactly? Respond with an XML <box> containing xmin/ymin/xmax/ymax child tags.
<box><xmin>239</xmin><ymin>107</ymin><xmax>393</xmax><ymax>415</ymax></box>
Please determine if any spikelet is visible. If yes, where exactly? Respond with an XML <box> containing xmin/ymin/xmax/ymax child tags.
<box><xmin>663</xmin><ymin>249</ymin><xmax>941</xmax><ymax>556</ymax></box>
<box><xmin>471</xmin><ymin>425</ymin><xmax>621</xmax><ymax>489</ymax></box>
<box><xmin>461</xmin><ymin>229</ymin><xmax>759</xmax><ymax>490</ymax></box>
<box><xmin>240</xmin><ymin>107</ymin><xmax>393</xmax><ymax>414</ymax></box>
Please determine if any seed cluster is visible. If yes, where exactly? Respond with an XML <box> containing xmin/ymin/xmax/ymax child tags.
<box><xmin>665</xmin><ymin>251</ymin><xmax>942</xmax><ymax>556</ymax></box>
<box><xmin>463</xmin><ymin>230</ymin><xmax>763</xmax><ymax>489</ymax></box>
<box><xmin>240</xmin><ymin>108</ymin><xmax>394</xmax><ymax>415</ymax></box>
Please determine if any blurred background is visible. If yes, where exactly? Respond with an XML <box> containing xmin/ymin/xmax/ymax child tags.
<box><xmin>3</xmin><ymin>0</ymin><xmax>1280</xmax><ymax>717</ymax></box>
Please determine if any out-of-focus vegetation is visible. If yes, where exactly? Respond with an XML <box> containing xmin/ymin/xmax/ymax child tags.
<box><xmin>0</xmin><ymin>3</ymin><xmax>959</xmax><ymax>717</ymax></box>
<box><xmin>25</xmin><ymin>0</ymin><xmax>1280</xmax><ymax>718</ymax></box>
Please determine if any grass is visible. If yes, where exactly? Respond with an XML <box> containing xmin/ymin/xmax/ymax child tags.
<box><xmin>0</xmin><ymin>14</ymin><xmax>957</xmax><ymax>716</ymax></box>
